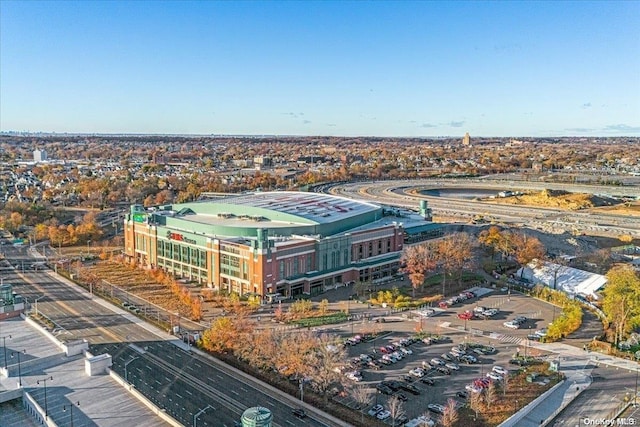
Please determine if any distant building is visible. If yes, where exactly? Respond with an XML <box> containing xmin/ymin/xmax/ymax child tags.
<box><xmin>462</xmin><ymin>132</ymin><xmax>471</xmax><ymax>146</ymax></box>
<box><xmin>33</xmin><ymin>148</ymin><xmax>48</xmax><ymax>162</ymax></box>
<box><xmin>254</xmin><ymin>156</ymin><xmax>273</xmax><ymax>170</ymax></box>
<box><xmin>0</xmin><ymin>283</ymin><xmax>26</xmax><ymax>320</ymax></box>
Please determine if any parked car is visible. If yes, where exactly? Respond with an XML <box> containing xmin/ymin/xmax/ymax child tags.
<box><xmin>457</xmin><ymin>310</ymin><xmax>474</xmax><ymax>320</ymax></box>
<box><xmin>436</xmin><ymin>366</ymin><xmax>451</xmax><ymax>375</ymax></box>
<box><xmin>487</xmin><ymin>372</ymin><xmax>503</xmax><ymax>381</ymax></box>
<box><xmin>409</xmin><ymin>367</ymin><xmax>426</xmax><ymax>377</ymax></box>
<box><xmin>394</xmin><ymin>392</ymin><xmax>408</xmax><ymax>401</ymax></box>
<box><xmin>377</xmin><ymin>410</ymin><xmax>391</xmax><ymax>420</ymax></box>
<box><xmin>445</xmin><ymin>362</ymin><xmax>460</xmax><ymax>371</ymax></box>
<box><xmin>465</xmin><ymin>384</ymin><xmax>483</xmax><ymax>393</ymax></box>
<box><xmin>492</xmin><ymin>366</ymin><xmax>508</xmax><ymax>375</ymax></box>
<box><xmin>401</xmin><ymin>383</ymin><xmax>421</xmax><ymax>395</ymax></box>
<box><xmin>461</xmin><ymin>354</ymin><xmax>478</xmax><ymax>364</ymax></box>
<box><xmin>427</xmin><ymin>403</ymin><xmax>446</xmax><ymax>414</ymax></box>
<box><xmin>503</xmin><ymin>321</ymin><xmax>520</xmax><ymax>329</ymax></box>
<box><xmin>420</xmin><ymin>377</ymin><xmax>435</xmax><ymax>385</ymax></box>
<box><xmin>456</xmin><ymin>390</ymin><xmax>469</xmax><ymax>399</ymax></box>
<box><xmin>430</xmin><ymin>358</ymin><xmax>446</xmax><ymax>366</ymax></box>
<box><xmin>368</xmin><ymin>404</ymin><xmax>384</xmax><ymax>416</ymax></box>
<box><xmin>376</xmin><ymin>384</ymin><xmax>394</xmax><ymax>395</ymax></box>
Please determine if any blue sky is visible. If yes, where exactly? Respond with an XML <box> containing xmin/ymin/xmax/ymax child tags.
<box><xmin>1</xmin><ymin>1</ymin><xmax>639</xmax><ymax>137</ymax></box>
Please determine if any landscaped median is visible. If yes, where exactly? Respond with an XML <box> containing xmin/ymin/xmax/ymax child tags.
<box><xmin>292</xmin><ymin>312</ymin><xmax>348</xmax><ymax>328</ymax></box>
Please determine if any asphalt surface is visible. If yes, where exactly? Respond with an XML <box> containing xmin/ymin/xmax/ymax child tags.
<box><xmin>1</xmin><ymin>244</ymin><xmax>339</xmax><ymax>427</ymax></box>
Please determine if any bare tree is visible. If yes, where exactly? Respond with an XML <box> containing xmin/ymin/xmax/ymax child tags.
<box><xmin>351</xmin><ymin>385</ymin><xmax>373</xmax><ymax>424</ymax></box>
<box><xmin>387</xmin><ymin>395</ymin><xmax>406</xmax><ymax>426</ymax></box>
<box><xmin>485</xmin><ymin>381</ymin><xmax>498</xmax><ymax>408</ymax></box>
<box><xmin>440</xmin><ymin>398</ymin><xmax>459</xmax><ymax>427</ymax></box>
<box><xmin>469</xmin><ymin>390</ymin><xmax>483</xmax><ymax>418</ymax></box>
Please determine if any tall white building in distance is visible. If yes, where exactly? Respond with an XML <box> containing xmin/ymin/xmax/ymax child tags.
<box><xmin>33</xmin><ymin>148</ymin><xmax>48</xmax><ymax>162</ymax></box>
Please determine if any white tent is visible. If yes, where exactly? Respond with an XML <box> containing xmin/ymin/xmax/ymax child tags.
<box><xmin>517</xmin><ymin>261</ymin><xmax>607</xmax><ymax>299</ymax></box>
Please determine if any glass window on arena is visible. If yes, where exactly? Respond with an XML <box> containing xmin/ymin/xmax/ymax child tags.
<box><xmin>279</xmin><ymin>260</ymin><xmax>285</xmax><ymax>278</ymax></box>
<box><xmin>343</xmin><ymin>249</ymin><xmax>349</xmax><ymax>265</ymax></box>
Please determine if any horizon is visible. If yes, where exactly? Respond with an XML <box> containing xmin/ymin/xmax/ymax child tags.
<box><xmin>1</xmin><ymin>1</ymin><xmax>639</xmax><ymax>137</ymax></box>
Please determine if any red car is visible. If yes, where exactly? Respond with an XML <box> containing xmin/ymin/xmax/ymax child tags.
<box><xmin>438</xmin><ymin>301</ymin><xmax>449</xmax><ymax>309</ymax></box>
<box><xmin>457</xmin><ymin>310</ymin><xmax>474</xmax><ymax>320</ymax></box>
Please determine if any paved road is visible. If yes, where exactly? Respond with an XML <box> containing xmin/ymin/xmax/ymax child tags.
<box><xmin>1</xmin><ymin>244</ymin><xmax>342</xmax><ymax>427</ymax></box>
<box><xmin>322</xmin><ymin>179</ymin><xmax>640</xmax><ymax>238</ymax></box>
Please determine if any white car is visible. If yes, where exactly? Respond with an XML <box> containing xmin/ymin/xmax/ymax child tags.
<box><xmin>376</xmin><ymin>409</ymin><xmax>391</xmax><ymax>420</ymax></box>
<box><xmin>410</xmin><ymin>368</ymin><xmax>425</xmax><ymax>377</ymax></box>
<box><xmin>465</xmin><ymin>384</ymin><xmax>483</xmax><ymax>393</ymax></box>
<box><xmin>503</xmin><ymin>321</ymin><xmax>520</xmax><ymax>329</ymax></box>
<box><xmin>392</xmin><ymin>351</ymin><xmax>404</xmax><ymax>360</ymax></box>
<box><xmin>400</xmin><ymin>347</ymin><xmax>413</xmax><ymax>355</ymax></box>
<box><xmin>445</xmin><ymin>362</ymin><xmax>460</xmax><ymax>371</ymax></box>
<box><xmin>492</xmin><ymin>366</ymin><xmax>508</xmax><ymax>375</ymax></box>
<box><xmin>368</xmin><ymin>404</ymin><xmax>384</xmax><ymax>416</ymax></box>
<box><xmin>405</xmin><ymin>416</ymin><xmax>435</xmax><ymax>427</ymax></box>
<box><xmin>487</xmin><ymin>372</ymin><xmax>503</xmax><ymax>381</ymax></box>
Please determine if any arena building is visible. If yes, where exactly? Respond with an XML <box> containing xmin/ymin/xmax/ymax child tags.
<box><xmin>124</xmin><ymin>191</ymin><xmax>410</xmax><ymax>298</ymax></box>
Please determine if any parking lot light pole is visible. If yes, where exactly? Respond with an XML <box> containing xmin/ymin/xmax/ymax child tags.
<box><xmin>193</xmin><ymin>404</ymin><xmax>213</xmax><ymax>427</ymax></box>
<box><xmin>63</xmin><ymin>401</ymin><xmax>80</xmax><ymax>427</ymax></box>
<box><xmin>36</xmin><ymin>376</ymin><xmax>54</xmax><ymax>419</ymax></box>
<box><xmin>10</xmin><ymin>350</ymin><xmax>26</xmax><ymax>387</ymax></box>
<box><xmin>1</xmin><ymin>334</ymin><xmax>11</xmax><ymax>369</ymax></box>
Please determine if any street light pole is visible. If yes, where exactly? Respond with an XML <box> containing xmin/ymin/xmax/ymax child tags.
<box><xmin>634</xmin><ymin>367</ymin><xmax>638</xmax><ymax>408</ymax></box>
<box><xmin>0</xmin><ymin>334</ymin><xmax>11</xmax><ymax>369</ymax></box>
<box><xmin>10</xmin><ymin>350</ymin><xmax>26</xmax><ymax>387</ymax></box>
<box><xmin>36</xmin><ymin>376</ymin><xmax>54</xmax><ymax>419</ymax></box>
<box><xmin>63</xmin><ymin>401</ymin><xmax>80</xmax><ymax>427</ymax></box>
<box><xmin>193</xmin><ymin>404</ymin><xmax>213</xmax><ymax>427</ymax></box>
<box><xmin>124</xmin><ymin>355</ymin><xmax>140</xmax><ymax>383</ymax></box>
<box><xmin>35</xmin><ymin>295</ymin><xmax>45</xmax><ymax>316</ymax></box>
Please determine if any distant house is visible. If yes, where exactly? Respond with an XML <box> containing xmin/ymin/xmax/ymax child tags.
<box><xmin>517</xmin><ymin>261</ymin><xmax>607</xmax><ymax>300</ymax></box>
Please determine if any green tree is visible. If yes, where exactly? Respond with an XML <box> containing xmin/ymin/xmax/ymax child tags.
<box><xmin>602</xmin><ymin>265</ymin><xmax>640</xmax><ymax>346</ymax></box>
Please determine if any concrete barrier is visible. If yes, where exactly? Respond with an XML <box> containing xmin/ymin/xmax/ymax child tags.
<box><xmin>497</xmin><ymin>380</ymin><xmax>565</xmax><ymax>427</ymax></box>
<box><xmin>23</xmin><ymin>390</ymin><xmax>59</xmax><ymax>427</ymax></box>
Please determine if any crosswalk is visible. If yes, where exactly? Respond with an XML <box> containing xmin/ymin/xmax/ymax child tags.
<box><xmin>488</xmin><ymin>332</ymin><xmax>523</xmax><ymax>344</ymax></box>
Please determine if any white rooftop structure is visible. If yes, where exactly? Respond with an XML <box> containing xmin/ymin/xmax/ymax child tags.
<box><xmin>517</xmin><ymin>261</ymin><xmax>608</xmax><ymax>299</ymax></box>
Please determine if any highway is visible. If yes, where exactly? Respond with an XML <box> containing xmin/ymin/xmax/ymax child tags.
<box><xmin>0</xmin><ymin>244</ymin><xmax>338</xmax><ymax>427</ymax></box>
<box><xmin>321</xmin><ymin>179</ymin><xmax>640</xmax><ymax>238</ymax></box>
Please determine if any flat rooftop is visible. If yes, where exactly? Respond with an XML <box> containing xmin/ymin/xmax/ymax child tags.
<box><xmin>0</xmin><ymin>318</ymin><xmax>169</xmax><ymax>427</ymax></box>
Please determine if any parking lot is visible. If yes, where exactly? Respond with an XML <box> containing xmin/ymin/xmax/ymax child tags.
<box><xmin>334</xmin><ymin>287</ymin><xmax>558</xmax><ymax>425</ymax></box>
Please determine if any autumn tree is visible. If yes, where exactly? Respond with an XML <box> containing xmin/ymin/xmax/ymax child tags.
<box><xmin>440</xmin><ymin>398</ymin><xmax>459</xmax><ymax>427</ymax></box>
<box><xmin>318</xmin><ymin>299</ymin><xmax>329</xmax><ymax>315</ymax></box>
<box><xmin>200</xmin><ymin>315</ymin><xmax>252</xmax><ymax>353</ymax></box>
<box><xmin>478</xmin><ymin>225</ymin><xmax>508</xmax><ymax>260</ymax></box>
<box><xmin>602</xmin><ymin>265</ymin><xmax>640</xmax><ymax>346</ymax></box>
<box><xmin>510</xmin><ymin>232</ymin><xmax>545</xmax><ymax>276</ymax></box>
<box><xmin>401</xmin><ymin>242</ymin><xmax>438</xmax><ymax>297</ymax></box>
